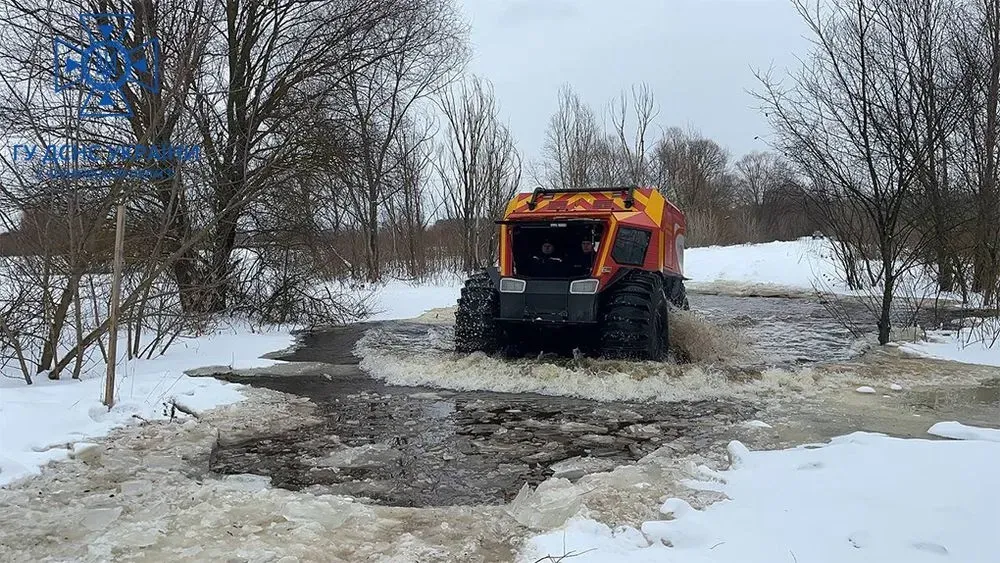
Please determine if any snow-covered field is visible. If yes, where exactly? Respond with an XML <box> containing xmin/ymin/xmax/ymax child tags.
<box><xmin>0</xmin><ymin>324</ymin><xmax>294</xmax><ymax>486</ymax></box>
<box><xmin>685</xmin><ymin>237</ymin><xmax>963</xmax><ymax>304</ymax></box>
<box><xmin>363</xmin><ymin>275</ymin><xmax>464</xmax><ymax>321</ymax></box>
<box><xmin>522</xmin><ymin>423</ymin><xmax>1000</xmax><ymax>563</ymax></box>
<box><xmin>686</xmin><ymin>238</ymin><xmax>837</xmax><ymax>292</ymax></box>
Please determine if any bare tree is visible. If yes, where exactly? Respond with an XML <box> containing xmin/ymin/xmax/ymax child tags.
<box><xmin>437</xmin><ymin>75</ymin><xmax>521</xmax><ymax>270</ymax></box>
<box><xmin>336</xmin><ymin>0</ymin><xmax>466</xmax><ymax>281</ymax></box>
<box><xmin>732</xmin><ymin>151</ymin><xmax>796</xmax><ymax>242</ymax></box>
<box><xmin>756</xmin><ymin>0</ymin><xmax>942</xmax><ymax>344</ymax></box>
<box><xmin>0</xmin><ymin>0</ymin><xmax>420</xmax><ymax>384</ymax></box>
<box><xmin>651</xmin><ymin>127</ymin><xmax>733</xmax><ymax>213</ymax></box>
<box><xmin>606</xmin><ymin>83</ymin><xmax>659</xmax><ymax>185</ymax></box>
<box><xmin>541</xmin><ymin>85</ymin><xmax>603</xmax><ymax>188</ymax></box>
<box><xmin>955</xmin><ymin>0</ymin><xmax>1000</xmax><ymax>302</ymax></box>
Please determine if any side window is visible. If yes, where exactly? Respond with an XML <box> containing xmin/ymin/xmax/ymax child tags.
<box><xmin>612</xmin><ymin>227</ymin><xmax>651</xmax><ymax>266</ymax></box>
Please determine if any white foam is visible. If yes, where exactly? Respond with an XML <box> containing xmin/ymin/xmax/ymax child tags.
<box><xmin>356</xmin><ymin>323</ymin><xmax>834</xmax><ymax>404</ymax></box>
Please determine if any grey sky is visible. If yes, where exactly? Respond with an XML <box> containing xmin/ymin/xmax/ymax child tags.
<box><xmin>458</xmin><ymin>0</ymin><xmax>810</xmax><ymax>166</ymax></box>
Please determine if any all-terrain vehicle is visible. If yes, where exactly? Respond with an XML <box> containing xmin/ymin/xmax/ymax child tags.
<box><xmin>455</xmin><ymin>186</ymin><xmax>688</xmax><ymax>360</ymax></box>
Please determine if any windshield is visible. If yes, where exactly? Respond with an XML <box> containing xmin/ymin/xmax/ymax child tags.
<box><xmin>510</xmin><ymin>221</ymin><xmax>604</xmax><ymax>279</ymax></box>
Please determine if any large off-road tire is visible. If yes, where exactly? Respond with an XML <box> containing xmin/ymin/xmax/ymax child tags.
<box><xmin>598</xmin><ymin>271</ymin><xmax>669</xmax><ymax>360</ymax></box>
<box><xmin>454</xmin><ymin>269</ymin><xmax>502</xmax><ymax>353</ymax></box>
<box><xmin>665</xmin><ymin>276</ymin><xmax>689</xmax><ymax>310</ymax></box>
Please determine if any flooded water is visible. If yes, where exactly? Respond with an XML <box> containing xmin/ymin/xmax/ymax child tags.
<box><xmin>689</xmin><ymin>294</ymin><xmax>861</xmax><ymax>365</ymax></box>
<box><xmin>907</xmin><ymin>378</ymin><xmax>1000</xmax><ymax>410</ymax></box>
<box><xmin>209</xmin><ymin>292</ymin><xmax>994</xmax><ymax>508</ymax></box>
<box><xmin>211</xmin><ymin>372</ymin><xmax>755</xmax><ymax>506</ymax></box>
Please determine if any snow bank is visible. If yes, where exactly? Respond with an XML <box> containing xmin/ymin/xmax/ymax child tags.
<box><xmin>686</xmin><ymin>237</ymin><xmax>962</xmax><ymax>303</ymax></box>
<box><xmin>359</xmin><ymin>275</ymin><xmax>464</xmax><ymax>321</ymax></box>
<box><xmin>899</xmin><ymin>324</ymin><xmax>1000</xmax><ymax>368</ymax></box>
<box><xmin>0</xmin><ymin>324</ymin><xmax>293</xmax><ymax>486</ymax></box>
<box><xmin>928</xmin><ymin>421</ymin><xmax>1000</xmax><ymax>443</ymax></box>
<box><xmin>522</xmin><ymin>424</ymin><xmax>1000</xmax><ymax>563</ymax></box>
<box><xmin>686</xmin><ymin>238</ymin><xmax>836</xmax><ymax>292</ymax></box>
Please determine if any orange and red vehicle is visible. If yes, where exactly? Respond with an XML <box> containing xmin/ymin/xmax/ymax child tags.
<box><xmin>455</xmin><ymin>186</ymin><xmax>688</xmax><ymax>360</ymax></box>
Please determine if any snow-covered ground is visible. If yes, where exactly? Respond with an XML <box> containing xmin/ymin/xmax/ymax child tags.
<box><xmin>363</xmin><ymin>275</ymin><xmax>464</xmax><ymax>321</ymax></box>
<box><xmin>898</xmin><ymin>322</ymin><xmax>1000</xmax><ymax>368</ymax></box>
<box><xmin>685</xmin><ymin>237</ymin><xmax>959</xmax><ymax>303</ymax></box>
<box><xmin>685</xmin><ymin>238</ymin><xmax>836</xmax><ymax>292</ymax></box>
<box><xmin>0</xmin><ymin>324</ymin><xmax>294</xmax><ymax>486</ymax></box>
<box><xmin>522</xmin><ymin>423</ymin><xmax>1000</xmax><ymax>563</ymax></box>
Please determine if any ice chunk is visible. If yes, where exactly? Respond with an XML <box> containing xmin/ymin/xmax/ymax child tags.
<box><xmin>890</xmin><ymin>383</ymin><xmax>903</xmax><ymax>391</ymax></box>
<box><xmin>70</xmin><ymin>442</ymin><xmax>103</xmax><ymax>464</ymax></box>
<box><xmin>281</xmin><ymin>497</ymin><xmax>356</xmax><ymax>529</ymax></box>
<box><xmin>928</xmin><ymin>421</ymin><xmax>1000</xmax><ymax>443</ymax></box>
<box><xmin>548</xmin><ymin>456</ymin><xmax>618</xmax><ymax>481</ymax></box>
<box><xmin>855</xmin><ymin>386</ymin><xmax>876</xmax><ymax>394</ymax></box>
<box><xmin>727</xmin><ymin>440</ymin><xmax>751</xmax><ymax>469</ymax></box>
<box><xmin>559</xmin><ymin>422</ymin><xmax>607</xmax><ymax>434</ymax></box>
<box><xmin>143</xmin><ymin>454</ymin><xmax>184</xmax><ymax>471</ymax></box>
<box><xmin>659</xmin><ymin>498</ymin><xmax>695</xmax><ymax>518</ymax></box>
<box><xmin>313</xmin><ymin>443</ymin><xmax>400</xmax><ymax>469</ymax></box>
<box><xmin>119</xmin><ymin>479</ymin><xmax>153</xmax><ymax>496</ymax></box>
<box><xmin>741</xmin><ymin>420</ymin><xmax>772</xmax><ymax>429</ymax></box>
<box><xmin>218</xmin><ymin>473</ymin><xmax>272</xmax><ymax>492</ymax></box>
<box><xmin>621</xmin><ymin>423</ymin><xmax>662</xmax><ymax>438</ymax></box>
<box><xmin>81</xmin><ymin>507</ymin><xmax>123</xmax><ymax>531</ymax></box>
<box><xmin>116</xmin><ymin>527</ymin><xmax>162</xmax><ymax>548</ymax></box>
<box><xmin>505</xmin><ymin>479</ymin><xmax>583</xmax><ymax>530</ymax></box>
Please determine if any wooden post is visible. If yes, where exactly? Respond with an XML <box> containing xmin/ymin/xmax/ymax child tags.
<box><xmin>104</xmin><ymin>204</ymin><xmax>125</xmax><ymax>409</ymax></box>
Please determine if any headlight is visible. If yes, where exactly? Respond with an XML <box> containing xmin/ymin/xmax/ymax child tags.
<box><xmin>499</xmin><ymin>278</ymin><xmax>526</xmax><ymax>293</ymax></box>
<box><xmin>569</xmin><ymin>279</ymin><xmax>599</xmax><ymax>294</ymax></box>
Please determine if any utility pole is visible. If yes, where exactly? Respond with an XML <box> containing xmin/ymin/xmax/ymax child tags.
<box><xmin>104</xmin><ymin>203</ymin><xmax>125</xmax><ymax>409</ymax></box>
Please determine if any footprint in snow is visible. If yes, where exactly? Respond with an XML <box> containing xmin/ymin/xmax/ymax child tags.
<box><xmin>912</xmin><ymin>541</ymin><xmax>948</xmax><ymax>555</ymax></box>
<box><xmin>796</xmin><ymin>461</ymin><xmax>823</xmax><ymax>470</ymax></box>
<box><xmin>848</xmin><ymin>530</ymin><xmax>871</xmax><ymax>549</ymax></box>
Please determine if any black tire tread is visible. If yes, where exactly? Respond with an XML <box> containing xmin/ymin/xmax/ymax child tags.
<box><xmin>598</xmin><ymin>271</ymin><xmax>669</xmax><ymax>360</ymax></box>
<box><xmin>454</xmin><ymin>269</ymin><xmax>501</xmax><ymax>353</ymax></box>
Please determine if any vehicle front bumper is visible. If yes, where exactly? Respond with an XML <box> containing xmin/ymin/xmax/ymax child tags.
<box><xmin>496</xmin><ymin>279</ymin><xmax>598</xmax><ymax>323</ymax></box>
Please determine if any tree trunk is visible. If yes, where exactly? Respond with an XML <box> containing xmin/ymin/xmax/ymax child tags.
<box><xmin>878</xmin><ymin>259</ymin><xmax>895</xmax><ymax>345</ymax></box>
<box><xmin>973</xmin><ymin>8</ymin><xmax>1000</xmax><ymax>301</ymax></box>
<box><xmin>366</xmin><ymin>197</ymin><xmax>380</xmax><ymax>282</ymax></box>
<box><xmin>40</xmin><ymin>274</ymin><xmax>80</xmax><ymax>379</ymax></box>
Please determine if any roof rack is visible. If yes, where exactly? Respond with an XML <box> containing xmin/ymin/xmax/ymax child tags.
<box><xmin>526</xmin><ymin>186</ymin><xmax>637</xmax><ymax>210</ymax></box>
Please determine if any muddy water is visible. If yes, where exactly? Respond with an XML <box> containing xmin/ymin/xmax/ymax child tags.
<box><xmin>209</xmin><ymin>293</ymin><xmax>995</xmax><ymax>508</ymax></box>
<box><xmin>210</xmin><ymin>372</ymin><xmax>755</xmax><ymax>506</ymax></box>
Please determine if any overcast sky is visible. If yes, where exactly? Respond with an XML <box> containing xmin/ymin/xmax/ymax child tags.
<box><xmin>457</xmin><ymin>0</ymin><xmax>811</xmax><ymax>167</ymax></box>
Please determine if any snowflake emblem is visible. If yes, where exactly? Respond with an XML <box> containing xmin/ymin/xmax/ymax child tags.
<box><xmin>53</xmin><ymin>13</ymin><xmax>160</xmax><ymax>119</ymax></box>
